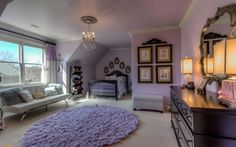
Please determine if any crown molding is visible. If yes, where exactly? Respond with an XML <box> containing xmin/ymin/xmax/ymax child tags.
<box><xmin>179</xmin><ymin>0</ymin><xmax>197</xmax><ymax>27</ymax></box>
<box><xmin>0</xmin><ymin>21</ymin><xmax>55</xmax><ymax>43</ymax></box>
<box><xmin>129</xmin><ymin>25</ymin><xmax>179</xmax><ymax>35</ymax></box>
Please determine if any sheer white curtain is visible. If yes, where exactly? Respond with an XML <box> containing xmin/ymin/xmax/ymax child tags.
<box><xmin>44</xmin><ymin>43</ymin><xmax>57</xmax><ymax>83</ymax></box>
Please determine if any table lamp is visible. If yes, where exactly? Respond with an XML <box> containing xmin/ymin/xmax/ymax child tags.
<box><xmin>204</xmin><ymin>56</ymin><xmax>214</xmax><ymax>75</ymax></box>
<box><xmin>181</xmin><ymin>57</ymin><xmax>194</xmax><ymax>89</ymax></box>
<box><xmin>226</xmin><ymin>38</ymin><xmax>236</xmax><ymax>78</ymax></box>
<box><xmin>216</xmin><ymin>38</ymin><xmax>236</xmax><ymax>108</ymax></box>
<box><xmin>213</xmin><ymin>39</ymin><xmax>226</xmax><ymax>75</ymax></box>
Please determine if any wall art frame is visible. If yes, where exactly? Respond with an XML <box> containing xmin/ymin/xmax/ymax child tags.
<box><xmin>104</xmin><ymin>67</ymin><xmax>109</xmax><ymax>73</ymax></box>
<box><xmin>138</xmin><ymin>66</ymin><xmax>153</xmax><ymax>83</ymax></box>
<box><xmin>114</xmin><ymin>57</ymin><xmax>120</xmax><ymax>64</ymax></box>
<box><xmin>138</xmin><ymin>46</ymin><xmax>153</xmax><ymax>64</ymax></box>
<box><xmin>125</xmin><ymin>66</ymin><xmax>131</xmax><ymax>73</ymax></box>
<box><xmin>156</xmin><ymin>44</ymin><xmax>172</xmax><ymax>63</ymax></box>
<box><xmin>156</xmin><ymin>65</ymin><xmax>172</xmax><ymax>83</ymax></box>
<box><xmin>109</xmin><ymin>61</ymin><xmax>114</xmax><ymax>69</ymax></box>
<box><xmin>119</xmin><ymin>62</ymin><xmax>125</xmax><ymax>69</ymax></box>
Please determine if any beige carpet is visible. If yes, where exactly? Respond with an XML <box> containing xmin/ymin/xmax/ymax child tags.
<box><xmin>0</xmin><ymin>96</ymin><xmax>178</xmax><ymax>147</ymax></box>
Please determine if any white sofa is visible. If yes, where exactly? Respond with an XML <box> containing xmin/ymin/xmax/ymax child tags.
<box><xmin>0</xmin><ymin>84</ymin><xmax>70</xmax><ymax>121</ymax></box>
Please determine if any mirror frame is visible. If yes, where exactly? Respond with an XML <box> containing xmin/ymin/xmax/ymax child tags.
<box><xmin>199</xmin><ymin>4</ymin><xmax>236</xmax><ymax>77</ymax></box>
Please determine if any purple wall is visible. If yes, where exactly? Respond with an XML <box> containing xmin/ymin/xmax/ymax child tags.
<box><xmin>56</xmin><ymin>40</ymin><xmax>109</xmax><ymax>93</ymax></box>
<box><xmin>131</xmin><ymin>28</ymin><xmax>181</xmax><ymax>105</ymax></box>
<box><xmin>181</xmin><ymin>0</ymin><xmax>236</xmax><ymax>86</ymax></box>
<box><xmin>0</xmin><ymin>0</ymin><xmax>10</xmax><ymax>16</ymax></box>
<box><xmin>96</xmin><ymin>48</ymin><xmax>131</xmax><ymax>86</ymax></box>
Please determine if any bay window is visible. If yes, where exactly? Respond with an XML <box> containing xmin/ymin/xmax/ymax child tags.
<box><xmin>0</xmin><ymin>40</ymin><xmax>44</xmax><ymax>85</ymax></box>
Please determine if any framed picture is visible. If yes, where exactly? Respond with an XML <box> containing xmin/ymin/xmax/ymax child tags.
<box><xmin>156</xmin><ymin>65</ymin><xmax>172</xmax><ymax>83</ymax></box>
<box><xmin>119</xmin><ymin>62</ymin><xmax>125</xmax><ymax>69</ymax></box>
<box><xmin>138</xmin><ymin>66</ymin><xmax>153</xmax><ymax>83</ymax></box>
<box><xmin>125</xmin><ymin>66</ymin><xmax>131</xmax><ymax>73</ymax></box>
<box><xmin>138</xmin><ymin>46</ymin><xmax>153</xmax><ymax>64</ymax></box>
<box><xmin>104</xmin><ymin>67</ymin><xmax>109</xmax><ymax>73</ymax></box>
<box><xmin>109</xmin><ymin>61</ymin><xmax>114</xmax><ymax>69</ymax></box>
<box><xmin>114</xmin><ymin>57</ymin><xmax>120</xmax><ymax>64</ymax></box>
<box><xmin>156</xmin><ymin>44</ymin><xmax>172</xmax><ymax>63</ymax></box>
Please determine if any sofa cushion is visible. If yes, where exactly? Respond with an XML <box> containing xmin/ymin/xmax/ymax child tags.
<box><xmin>48</xmin><ymin>83</ymin><xmax>63</xmax><ymax>94</ymax></box>
<box><xmin>32</xmin><ymin>92</ymin><xmax>46</xmax><ymax>99</ymax></box>
<box><xmin>44</xmin><ymin>86</ymin><xmax>58</xmax><ymax>96</ymax></box>
<box><xmin>0</xmin><ymin>87</ymin><xmax>24</xmax><ymax>106</ymax></box>
<box><xmin>18</xmin><ymin>90</ymin><xmax>34</xmax><ymax>102</ymax></box>
<box><xmin>6</xmin><ymin>94</ymin><xmax>70</xmax><ymax>113</ymax></box>
<box><xmin>24</xmin><ymin>85</ymin><xmax>47</xmax><ymax>94</ymax></box>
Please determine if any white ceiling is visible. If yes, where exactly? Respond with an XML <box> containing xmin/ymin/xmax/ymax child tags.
<box><xmin>0</xmin><ymin>0</ymin><xmax>192</xmax><ymax>49</ymax></box>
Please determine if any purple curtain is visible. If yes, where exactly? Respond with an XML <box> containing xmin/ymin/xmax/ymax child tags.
<box><xmin>45</xmin><ymin>44</ymin><xmax>57</xmax><ymax>61</ymax></box>
<box><xmin>45</xmin><ymin>43</ymin><xmax>57</xmax><ymax>83</ymax></box>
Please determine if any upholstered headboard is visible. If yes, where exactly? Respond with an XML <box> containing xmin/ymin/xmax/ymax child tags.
<box><xmin>106</xmin><ymin>70</ymin><xmax>129</xmax><ymax>92</ymax></box>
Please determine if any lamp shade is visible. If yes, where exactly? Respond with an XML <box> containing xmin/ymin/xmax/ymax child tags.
<box><xmin>226</xmin><ymin>38</ymin><xmax>236</xmax><ymax>75</ymax></box>
<box><xmin>181</xmin><ymin>58</ymin><xmax>193</xmax><ymax>74</ymax></box>
<box><xmin>213</xmin><ymin>39</ymin><xmax>226</xmax><ymax>75</ymax></box>
<box><xmin>204</xmin><ymin>57</ymin><xmax>214</xmax><ymax>74</ymax></box>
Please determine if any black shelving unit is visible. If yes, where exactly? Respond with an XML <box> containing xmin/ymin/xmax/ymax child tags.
<box><xmin>71</xmin><ymin>66</ymin><xmax>83</xmax><ymax>95</ymax></box>
<box><xmin>0</xmin><ymin>108</ymin><xmax>4</xmax><ymax>130</ymax></box>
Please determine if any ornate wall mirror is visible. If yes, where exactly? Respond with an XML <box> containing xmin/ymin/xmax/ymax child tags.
<box><xmin>199</xmin><ymin>4</ymin><xmax>236</xmax><ymax>80</ymax></box>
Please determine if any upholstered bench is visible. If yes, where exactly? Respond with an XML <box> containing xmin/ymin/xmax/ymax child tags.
<box><xmin>133</xmin><ymin>95</ymin><xmax>164</xmax><ymax>112</ymax></box>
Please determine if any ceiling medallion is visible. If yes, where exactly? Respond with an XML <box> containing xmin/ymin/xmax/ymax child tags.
<box><xmin>81</xmin><ymin>16</ymin><xmax>97</xmax><ymax>51</ymax></box>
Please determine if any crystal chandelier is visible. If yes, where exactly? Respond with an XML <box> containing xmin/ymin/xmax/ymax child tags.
<box><xmin>81</xmin><ymin>16</ymin><xmax>97</xmax><ymax>50</ymax></box>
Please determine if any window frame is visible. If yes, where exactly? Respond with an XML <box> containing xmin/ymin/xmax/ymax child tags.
<box><xmin>22</xmin><ymin>43</ymin><xmax>44</xmax><ymax>84</ymax></box>
<box><xmin>0</xmin><ymin>39</ymin><xmax>45</xmax><ymax>86</ymax></box>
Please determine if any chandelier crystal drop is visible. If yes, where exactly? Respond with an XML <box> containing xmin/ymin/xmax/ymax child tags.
<box><xmin>81</xmin><ymin>16</ymin><xmax>97</xmax><ymax>51</ymax></box>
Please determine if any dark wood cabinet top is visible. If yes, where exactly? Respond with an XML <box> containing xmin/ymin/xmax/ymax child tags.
<box><xmin>170</xmin><ymin>86</ymin><xmax>236</xmax><ymax>112</ymax></box>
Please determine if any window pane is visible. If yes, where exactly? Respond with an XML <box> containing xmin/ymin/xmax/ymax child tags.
<box><xmin>24</xmin><ymin>45</ymin><xmax>43</xmax><ymax>64</ymax></box>
<box><xmin>0</xmin><ymin>63</ymin><xmax>20</xmax><ymax>84</ymax></box>
<box><xmin>24</xmin><ymin>64</ymin><xmax>42</xmax><ymax>83</ymax></box>
<box><xmin>0</xmin><ymin>40</ymin><xmax>19</xmax><ymax>62</ymax></box>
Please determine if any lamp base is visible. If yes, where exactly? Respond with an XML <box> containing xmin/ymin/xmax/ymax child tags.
<box><xmin>218</xmin><ymin>98</ymin><xmax>236</xmax><ymax>108</ymax></box>
<box><xmin>182</xmin><ymin>82</ymin><xmax>195</xmax><ymax>90</ymax></box>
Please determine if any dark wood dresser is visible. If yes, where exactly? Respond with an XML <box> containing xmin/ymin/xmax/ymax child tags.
<box><xmin>170</xmin><ymin>86</ymin><xmax>236</xmax><ymax>147</ymax></box>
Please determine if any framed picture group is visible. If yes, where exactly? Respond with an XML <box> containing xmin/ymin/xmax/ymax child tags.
<box><xmin>138</xmin><ymin>45</ymin><xmax>172</xmax><ymax>64</ymax></box>
<box><xmin>138</xmin><ymin>65</ymin><xmax>172</xmax><ymax>83</ymax></box>
<box><xmin>137</xmin><ymin>44</ymin><xmax>173</xmax><ymax>84</ymax></box>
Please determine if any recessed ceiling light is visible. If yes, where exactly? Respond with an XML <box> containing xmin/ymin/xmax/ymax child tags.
<box><xmin>31</xmin><ymin>24</ymin><xmax>40</xmax><ymax>28</ymax></box>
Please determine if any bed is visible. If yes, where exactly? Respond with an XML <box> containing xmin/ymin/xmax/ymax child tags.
<box><xmin>88</xmin><ymin>70</ymin><xmax>129</xmax><ymax>100</ymax></box>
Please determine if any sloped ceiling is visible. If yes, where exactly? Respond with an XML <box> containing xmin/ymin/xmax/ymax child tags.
<box><xmin>68</xmin><ymin>43</ymin><xmax>109</xmax><ymax>66</ymax></box>
<box><xmin>0</xmin><ymin>0</ymin><xmax>192</xmax><ymax>49</ymax></box>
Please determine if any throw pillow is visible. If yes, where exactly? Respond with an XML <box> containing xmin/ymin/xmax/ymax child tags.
<box><xmin>32</xmin><ymin>92</ymin><xmax>46</xmax><ymax>99</ymax></box>
<box><xmin>18</xmin><ymin>90</ymin><xmax>34</xmax><ymax>102</ymax></box>
<box><xmin>44</xmin><ymin>86</ymin><xmax>58</xmax><ymax>96</ymax></box>
<box><xmin>48</xmin><ymin>83</ymin><xmax>63</xmax><ymax>94</ymax></box>
<box><xmin>0</xmin><ymin>87</ymin><xmax>24</xmax><ymax>106</ymax></box>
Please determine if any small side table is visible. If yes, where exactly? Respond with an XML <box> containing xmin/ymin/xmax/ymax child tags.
<box><xmin>0</xmin><ymin>108</ymin><xmax>4</xmax><ymax>130</ymax></box>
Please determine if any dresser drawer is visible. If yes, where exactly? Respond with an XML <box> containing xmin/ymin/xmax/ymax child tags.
<box><xmin>177</xmin><ymin>114</ymin><xmax>194</xmax><ymax>147</ymax></box>
<box><xmin>171</xmin><ymin>89</ymin><xmax>193</xmax><ymax>131</ymax></box>
<box><xmin>171</xmin><ymin>90</ymin><xmax>179</xmax><ymax>104</ymax></box>
<box><xmin>180</xmin><ymin>102</ymin><xmax>193</xmax><ymax>130</ymax></box>
<box><xmin>179</xmin><ymin>130</ymin><xmax>188</xmax><ymax>147</ymax></box>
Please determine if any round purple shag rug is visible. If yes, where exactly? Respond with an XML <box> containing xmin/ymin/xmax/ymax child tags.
<box><xmin>20</xmin><ymin>106</ymin><xmax>139</xmax><ymax>147</ymax></box>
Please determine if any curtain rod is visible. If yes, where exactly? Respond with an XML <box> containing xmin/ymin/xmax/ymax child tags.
<box><xmin>0</xmin><ymin>27</ymin><xmax>56</xmax><ymax>45</ymax></box>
